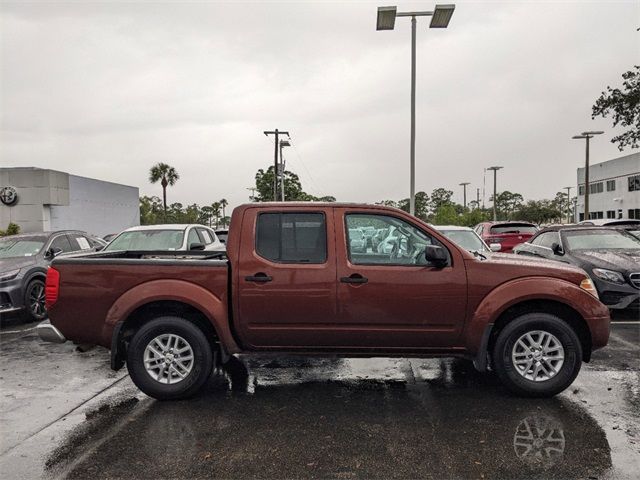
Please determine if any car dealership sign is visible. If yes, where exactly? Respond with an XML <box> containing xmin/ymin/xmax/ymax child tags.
<box><xmin>0</xmin><ymin>186</ymin><xmax>18</xmax><ymax>206</ymax></box>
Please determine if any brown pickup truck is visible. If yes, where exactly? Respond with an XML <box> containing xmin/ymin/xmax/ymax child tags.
<box><xmin>39</xmin><ymin>203</ymin><xmax>610</xmax><ymax>400</ymax></box>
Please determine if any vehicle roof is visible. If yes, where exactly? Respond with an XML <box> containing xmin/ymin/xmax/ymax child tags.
<box><xmin>535</xmin><ymin>225</ymin><xmax>623</xmax><ymax>234</ymax></box>
<box><xmin>433</xmin><ymin>225</ymin><xmax>474</xmax><ymax>231</ymax></box>
<box><xmin>121</xmin><ymin>224</ymin><xmax>210</xmax><ymax>232</ymax></box>
<box><xmin>1</xmin><ymin>230</ymin><xmax>88</xmax><ymax>239</ymax></box>
<box><xmin>579</xmin><ymin>219</ymin><xmax>640</xmax><ymax>226</ymax></box>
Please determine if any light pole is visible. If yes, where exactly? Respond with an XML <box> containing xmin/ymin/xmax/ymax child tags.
<box><xmin>376</xmin><ymin>4</ymin><xmax>455</xmax><ymax>216</ymax></box>
<box><xmin>487</xmin><ymin>166</ymin><xmax>503</xmax><ymax>221</ymax></box>
<box><xmin>279</xmin><ymin>139</ymin><xmax>291</xmax><ymax>201</ymax></box>
<box><xmin>564</xmin><ymin>186</ymin><xmax>572</xmax><ymax>223</ymax></box>
<box><xmin>459</xmin><ymin>182</ymin><xmax>470</xmax><ymax>209</ymax></box>
<box><xmin>572</xmin><ymin>131</ymin><xmax>603</xmax><ymax>221</ymax></box>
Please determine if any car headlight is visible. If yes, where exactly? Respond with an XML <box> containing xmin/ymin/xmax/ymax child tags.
<box><xmin>592</xmin><ymin>268</ymin><xmax>626</xmax><ymax>285</ymax></box>
<box><xmin>579</xmin><ymin>277</ymin><xmax>599</xmax><ymax>299</ymax></box>
<box><xmin>0</xmin><ymin>269</ymin><xmax>20</xmax><ymax>283</ymax></box>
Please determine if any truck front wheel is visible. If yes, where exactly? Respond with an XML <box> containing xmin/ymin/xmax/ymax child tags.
<box><xmin>492</xmin><ymin>313</ymin><xmax>582</xmax><ymax>397</ymax></box>
<box><xmin>127</xmin><ymin>316</ymin><xmax>214</xmax><ymax>400</ymax></box>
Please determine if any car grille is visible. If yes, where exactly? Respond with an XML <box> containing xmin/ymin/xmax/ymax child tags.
<box><xmin>630</xmin><ymin>273</ymin><xmax>640</xmax><ymax>289</ymax></box>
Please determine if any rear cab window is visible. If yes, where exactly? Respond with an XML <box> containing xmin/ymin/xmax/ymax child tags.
<box><xmin>256</xmin><ymin>212</ymin><xmax>327</xmax><ymax>263</ymax></box>
<box><xmin>490</xmin><ymin>224</ymin><xmax>537</xmax><ymax>235</ymax></box>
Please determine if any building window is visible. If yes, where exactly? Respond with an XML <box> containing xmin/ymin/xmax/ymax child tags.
<box><xmin>589</xmin><ymin>211</ymin><xmax>604</xmax><ymax>220</ymax></box>
<box><xmin>629</xmin><ymin>175</ymin><xmax>640</xmax><ymax>192</ymax></box>
<box><xmin>579</xmin><ymin>213</ymin><xmax>584</xmax><ymax>221</ymax></box>
<box><xmin>589</xmin><ymin>182</ymin><xmax>604</xmax><ymax>194</ymax></box>
<box><xmin>606</xmin><ymin>210</ymin><xmax>616</xmax><ymax>219</ymax></box>
<box><xmin>629</xmin><ymin>209</ymin><xmax>640</xmax><ymax>220</ymax></box>
<box><xmin>578</xmin><ymin>185</ymin><xmax>585</xmax><ymax>196</ymax></box>
<box><xmin>606</xmin><ymin>180</ymin><xmax>616</xmax><ymax>192</ymax></box>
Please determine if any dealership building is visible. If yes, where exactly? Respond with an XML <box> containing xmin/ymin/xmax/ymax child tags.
<box><xmin>0</xmin><ymin>167</ymin><xmax>139</xmax><ymax>237</ymax></box>
<box><xmin>576</xmin><ymin>151</ymin><xmax>640</xmax><ymax>221</ymax></box>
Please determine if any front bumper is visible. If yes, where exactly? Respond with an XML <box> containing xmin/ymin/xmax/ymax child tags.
<box><xmin>0</xmin><ymin>277</ymin><xmax>26</xmax><ymax>315</ymax></box>
<box><xmin>594</xmin><ymin>279</ymin><xmax>640</xmax><ymax>310</ymax></box>
<box><xmin>36</xmin><ymin>320</ymin><xmax>67</xmax><ymax>343</ymax></box>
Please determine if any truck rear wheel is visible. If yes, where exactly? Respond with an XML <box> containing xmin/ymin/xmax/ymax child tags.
<box><xmin>127</xmin><ymin>316</ymin><xmax>214</xmax><ymax>400</ymax></box>
<box><xmin>492</xmin><ymin>313</ymin><xmax>582</xmax><ymax>397</ymax></box>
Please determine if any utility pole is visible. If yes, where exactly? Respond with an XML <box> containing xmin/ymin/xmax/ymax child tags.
<box><xmin>572</xmin><ymin>131</ymin><xmax>603</xmax><ymax>221</ymax></box>
<box><xmin>246</xmin><ymin>187</ymin><xmax>257</xmax><ymax>202</ymax></box>
<box><xmin>487</xmin><ymin>166</ymin><xmax>503</xmax><ymax>221</ymax></box>
<box><xmin>459</xmin><ymin>182</ymin><xmax>470</xmax><ymax>210</ymax></box>
<box><xmin>564</xmin><ymin>186</ymin><xmax>572</xmax><ymax>223</ymax></box>
<box><xmin>264</xmin><ymin>129</ymin><xmax>289</xmax><ymax>201</ymax></box>
<box><xmin>476</xmin><ymin>188</ymin><xmax>480</xmax><ymax>210</ymax></box>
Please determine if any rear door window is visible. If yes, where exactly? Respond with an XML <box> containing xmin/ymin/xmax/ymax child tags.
<box><xmin>49</xmin><ymin>235</ymin><xmax>73</xmax><ymax>253</ymax></box>
<box><xmin>256</xmin><ymin>212</ymin><xmax>327</xmax><ymax>263</ymax></box>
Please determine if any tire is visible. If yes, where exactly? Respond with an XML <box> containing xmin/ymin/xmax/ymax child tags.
<box><xmin>492</xmin><ymin>313</ymin><xmax>582</xmax><ymax>397</ymax></box>
<box><xmin>23</xmin><ymin>279</ymin><xmax>47</xmax><ymax>322</ymax></box>
<box><xmin>127</xmin><ymin>316</ymin><xmax>214</xmax><ymax>400</ymax></box>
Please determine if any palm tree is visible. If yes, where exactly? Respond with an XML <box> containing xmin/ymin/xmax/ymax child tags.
<box><xmin>149</xmin><ymin>163</ymin><xmax>179</xmax><ymax>221</ymax></box>
<box><xmin>220</xmin><ymin>199</ymin><xmax>228</xmax><ymax>227</ymax></box>
<box><xmin>210</xmin><ymin>202</ymin><xmax>221</xmax><ymax>228</ymax></box>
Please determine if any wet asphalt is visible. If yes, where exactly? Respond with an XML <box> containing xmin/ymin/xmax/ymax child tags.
<box><xmin>0</xmin><ymin>317</ymin><xmax>638</xmax><ymax>479</ymax></box>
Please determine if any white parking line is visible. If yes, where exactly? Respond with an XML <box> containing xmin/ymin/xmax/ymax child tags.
<box><xmin>610</xmin><ymin>321</ymin><xmax>640</xmax><ymax>325</ymax></box>
<box><xmin>0</xmin><ymin>327</ymin><xmax>37</xmax><ymax>335</ymax></box>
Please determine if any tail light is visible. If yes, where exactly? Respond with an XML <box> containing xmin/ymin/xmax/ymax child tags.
<box><xmin>45</xmin><ymin>267</ymin><xmax>60</xmax><ymax>309</ymax></box>
<box><xmin>486</xmin><ymin>236</ymin><xmax>505</xmax><ymax>243</ymax></box>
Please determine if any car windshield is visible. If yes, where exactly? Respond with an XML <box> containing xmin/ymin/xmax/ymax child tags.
<box><xmin>0</xmin><ymin>236</ymin><xmax>46</xmax><ymax>258</ymax></box>
<box><xmin>490</xmin><ymin>224</ymin><xmax>537</xmax><ymax>234</ymax></box>
<box><xmin>563</xmin><ymin>229</ymin><xmax>640</xmax><ymax>251</ymax></box>
<box><xmin>628</xmin><ymin>229</ymin><xmax>640</xmax><ymax>240</ymax></box>
<box><xmin>104</xmin><ymin>230</ymin><xmax>185</xmax><ymax>251</ymax></box>
<box><xmin>440</xmin><ymin>230</ymin><xmax>487</xmax><ymax>252</ymax></box>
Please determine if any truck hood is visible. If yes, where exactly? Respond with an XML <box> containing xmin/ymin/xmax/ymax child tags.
<box><xmin>571</xmin><ymin>250</ymin><xmax>640</xmax><ymax>274</ymax></box>
<box><xmin>479</xmin><ymin>252</ymin><xmax>588</xmax><ymax>284</ymax></box>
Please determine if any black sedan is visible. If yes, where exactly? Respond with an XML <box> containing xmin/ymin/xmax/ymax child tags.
<box><xmin>513</xmin><ymin>226</ymin><xmax>640</xmax><ymax>311</ymax></box>
<box><xmin>0</xmin><ymin>230</ymin><xmax>104</xmax><ymax>321</ymax></box>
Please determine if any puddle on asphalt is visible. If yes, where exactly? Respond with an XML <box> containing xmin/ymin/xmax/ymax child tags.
<box><xmin>41</xmin><ymin>356</ymin><xmax>621</xmax><ymax>479</ymax></box>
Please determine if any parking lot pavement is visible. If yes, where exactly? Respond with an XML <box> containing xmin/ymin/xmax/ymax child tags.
<box><xmin>0</xmin><ymin>322</ymin><xmax>638</xmax><ymax>480</ymax></box>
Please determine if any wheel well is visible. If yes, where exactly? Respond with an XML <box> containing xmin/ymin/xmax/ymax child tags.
<box><xmin>488</xmin><ymin>300</ymin><xmax>593</xmax><ymax>362</ymax></box>
<box><xmin>112</xmin><ymin>300</ymin><xmax>220</xmax><ymax>369</ymax></box>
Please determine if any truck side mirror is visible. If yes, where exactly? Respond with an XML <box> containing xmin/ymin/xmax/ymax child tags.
<box><xmin>189</xmin><ymin>242</ymin><xmax>205</xmax><ymax>251</ymax></box>
<box><xmin>551</xmin><ymin>242</ymin><xmax>564</xmax><ymax>256</ymax></box>
<box><xmin>423</xmin><ymin>245</ymin><xmax>448</xmax><ymax>268</ymax></box>
<box><xmin>489</xmin><ymin>243</ymin><xmax>501</xmax><ymax>252</ymax></box>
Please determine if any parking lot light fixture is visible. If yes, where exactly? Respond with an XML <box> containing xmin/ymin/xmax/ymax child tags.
<box><xmin>459</xmin><ymin>182</ymin><xmax>470</xmax><ymax>209</ymax></box>
<box><xmin>376</xmin><ymin>4</ymin><xmax>456</xmax><ymax>216</ymax></box>
<box><xmin>572</xmin><ymin>131</ymin><xmax>604</xmax><ymax>221</ymax></box>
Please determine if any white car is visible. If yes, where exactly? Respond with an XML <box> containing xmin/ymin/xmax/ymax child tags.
<box><xmin>104</xmin><ymin>224</ymin><xmax>225</xmax><ymax>252</ymax></box>
<box><xmin>434</xmin><ymin>225</ymin><xmax>499</xmax><ymax>254</ymax></box>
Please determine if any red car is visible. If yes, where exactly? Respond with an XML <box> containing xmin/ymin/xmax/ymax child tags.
<box><xmin>475</xmin><ymin>221</ymin><xmax>538</xmax><ymax>253</ymax></box>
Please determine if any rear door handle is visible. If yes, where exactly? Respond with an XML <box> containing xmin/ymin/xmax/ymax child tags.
<box><xmin>340</xmin><ymin>274</ymin><xmax>368</xmax><ymax>284</ymax></box>
<box><xmin>245</xmin><ymin>272</ymin><xmax>272</xmax><ymax>283</ymax></box>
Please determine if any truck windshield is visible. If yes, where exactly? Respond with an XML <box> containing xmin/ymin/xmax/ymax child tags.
<box><xmin>0</xmin><ymin>236</ymin><xmax>46</xmax><ymax>258</ymax></box>
<box><xmin>105</xmin><ymin>230</ymin><xmax>185</xmax><ymax>251</ymax></box>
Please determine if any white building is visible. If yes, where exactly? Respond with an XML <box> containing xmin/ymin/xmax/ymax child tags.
<box><xmin>576</xmin><ymin>152</ymin><xmax>640</xmax><ymax>221</ymax></box>
<box><xmin>0</xmin><ymin>167</ymin><xmax>139</xmax><ymax>237</ymax></box>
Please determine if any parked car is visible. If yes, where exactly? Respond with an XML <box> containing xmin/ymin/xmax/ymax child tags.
<box><xmin>0</xmin><ymin>230</ymin><xmax>104</xmax><ymax>321</ymax></box>
<box><xmin>513</xmin><ymin>226</ymin><xmax>640</xmax><ymax>311</ymax></box>
<box><xmin>104</xmin><ymin>224</ymin><xmax>225</xmax><ymax>252</ymax></box>
<box><xmin>578</xmin><ymin>219</ymin><xmax>640</xmax><ymax>227</ymax></box>
<box><xmin>475</xmin><ymin>221</ymin><xmax>538</xmax><ymax>253</ymax></box>
<box><xmin>435</xmin><ymin>225</ymin><xmax>499</xmax><ymax>255</ymax></box>
<box><xmin>215</xmin><ymin>229</ymin><xmax>229</xmax><ymax>244</ymax></box>
<box><xmin>40</xmin><ymin>203</ymin><xmax>610</xmax><ymax>400</ymax></box>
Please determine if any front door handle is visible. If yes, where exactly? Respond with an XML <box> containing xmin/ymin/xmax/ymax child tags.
<box><xmin>340</xmin><ymin>274</ymin><xmax>368</xmax><ymax>284</ymax></box>
<box><xmin>245</xmin><ymin>272</ymin><xmax>273</xmax><ymax>283</ymax></box>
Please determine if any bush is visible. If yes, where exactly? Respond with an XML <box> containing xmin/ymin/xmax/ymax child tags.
<box><xmin>0</xmin><ymin>223</ymin><xmax>20</xmax><ymax>237</ymax></box>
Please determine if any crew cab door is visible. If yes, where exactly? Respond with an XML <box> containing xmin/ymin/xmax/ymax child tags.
<box><xmin>334</xmin><ymin>209</ymin><xmax>468</xmax><ymax>348</ymax></box>
<box><xmin>235</xmin><ymin>207</ymin><xmax>337</xmax><ymax>348</ymax></box>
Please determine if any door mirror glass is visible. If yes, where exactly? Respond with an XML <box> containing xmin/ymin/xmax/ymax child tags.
<box><xmin>189</xmin><ymin>242</ymin><xmax>205</xmax><ymax>251</ymax></box>
<box><xmin>551</xmin><ymin>242</ymin><xmax>564</xmax><ymax>255</ymax></box>
<box><xmin>46</xmin><ymin>247</ymin><xmax>63</xmax><ymax>259</ymax></box>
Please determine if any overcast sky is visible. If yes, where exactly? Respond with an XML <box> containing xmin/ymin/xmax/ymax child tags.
<box><xmin>1</xmin><ymin>0</ymin><xmax>638</xmax><ymax>210</ymax></box>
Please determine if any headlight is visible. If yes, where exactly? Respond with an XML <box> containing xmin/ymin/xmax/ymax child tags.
<box><xmin>592</xmin><ymin>268</ymin><xmax>626</xmax><ymax>285</ymax></box>
<box><xmin>0</xmin><ymin>269</ymin><xmax>20</xmax><ymax>282</ymax></box>
<box><xmin>579</xmin><ymin>277</ymin><xmax>599</xmax><ymax>299</ymax></box>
